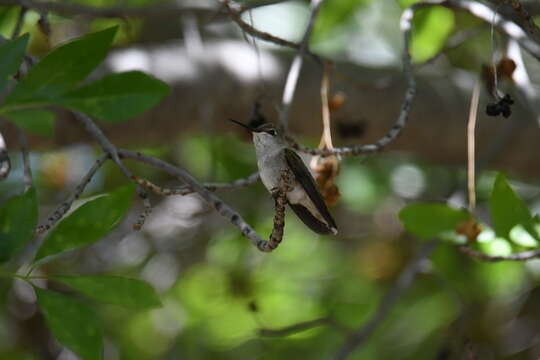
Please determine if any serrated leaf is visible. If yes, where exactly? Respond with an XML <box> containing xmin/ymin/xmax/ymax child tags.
<box><xmin>489</xmin><ymin>173</ymin><xmax>536</xmax><ymax>240</ymax></box>
<box><xmin>0</xmin><ymin>188</ymin><xmax>37</xmax><ymax>263</ymax></box>
<box><xmin>54</xmin><ymin>275</ymin><xmax>161</xmax><ymax>309</ymax></box>
<box><xmin>35</xmin><ymin>287</ymin><xmax>103</xmax><ymax>360</ymax></box>
<box><xmin>399</xmin><ymin>203</ymin><xmax>469</xmax><ymax>239</ymax></box>
<box><xmin>57</xmin><ymin>71</ymin><xmax>170</xmax><ymax>122</ymax></box>
<box><xmin>0</xmin><ymin>34</ymin><xmax>29</xmax><ymax>91</ymax></box>
<box><xmin>4</xmin><ymin>27</ymin><xmax>117</xmax><ymax>106</ymax></box>
<box><xmin>4</xmin><ymin>109</ymin><xmax>55</xmax><ymax>137</ymax></box>
<box><xmin>35</xmin><ymin>184</ymin><xmax>135</xmax><ymax>262</ymax></box>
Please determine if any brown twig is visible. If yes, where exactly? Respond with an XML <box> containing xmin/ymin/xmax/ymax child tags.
<box><xmin>287</xmin><ymin>1</ymin><xmax>418</xmax><ymax>157</ymax></box>
<box><xmin>131</xmin><ymin>172</ymin><xmax>260</xmax><ymax>196</ymax></box>
<box><xmin>467</xmin><ymin>80</ymin><xmax>480</xmax><ymax>212</ymax></box>
<box><xmin>224</xmin><ymin>0</ymin><xmax>302</xmax><ymax>52</ymax></box>
<box><xmin>119</xmin><ymin>149</ymin><xmax>286</xmax><ymax>252</ymax></box>
<box><xmin>442</xmin><ymin>0</ymin><xmax>540</xmax><ymax>62</ymax></box>
<box><xmin>132</xmin><ymin>190</ymin><xmax>152</xmax><ymax>231</ymax></box>
<box><xmin>498</xmin><ymin>0</ymin><xmax>540</xmax><ymax>43</ymax></box>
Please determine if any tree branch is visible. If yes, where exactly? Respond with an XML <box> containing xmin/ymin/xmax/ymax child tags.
<box><xmin>119</xmin><ymin>149</ymin><xmax>285</xmax><ymax>252</ymax></box>
<box><xmin>287</xmin><ymin>0</ymin><xmax>418</xmax><ymax>157</ymax></box>
<box><xmin>224</xmin><ymin>0</ymin><xmax>302</xmax><ymax>52</ymax></box>
<box><xmin>131</xmin><ymin>172</ymin><xmax>260</xmax><ymax>196</ymax></box>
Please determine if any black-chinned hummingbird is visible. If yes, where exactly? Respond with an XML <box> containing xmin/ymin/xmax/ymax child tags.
<box><xmin>230</xmin><ymin>119</ymin><xmax>338</xmax><ymax>235</ymax></box>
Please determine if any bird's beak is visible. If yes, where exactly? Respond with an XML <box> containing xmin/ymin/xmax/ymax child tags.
<box><xmin>229</xmin><ymin>119</ymin><xmax>253</xmax><ymax>132</ymax></box>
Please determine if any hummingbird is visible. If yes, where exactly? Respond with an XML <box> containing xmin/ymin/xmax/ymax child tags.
<box><xmin>230</xmin><ymin>119</ymin><xmax>338</xmax><ymax>235</ymax></box>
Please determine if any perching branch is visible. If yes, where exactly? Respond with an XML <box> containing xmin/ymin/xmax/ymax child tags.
<box><xmin>334</xmin><ymin>240</ymin><xmax>439</xmax><ymax>360</ymax></box>
<box><xmin>287</xmin><ymin>1</ymin><xmax>418</xmax><ymax>157</ymax></box>
<box><xmin>118</xmin><ymin>149</ymin><xmax>287</xmax><ymax>252</ymax></box>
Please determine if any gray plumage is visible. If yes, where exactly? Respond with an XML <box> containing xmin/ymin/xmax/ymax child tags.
<box><xmin>231</xmin><ymin>120</ymin><xmax>337</xmax><ymax>235</ymax></box>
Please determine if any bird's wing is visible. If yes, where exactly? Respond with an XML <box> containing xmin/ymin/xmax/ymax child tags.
<box><xmin>284</xmin><ymin>148</ymin><xmax>337</xmax><ymax>234</ymax></box>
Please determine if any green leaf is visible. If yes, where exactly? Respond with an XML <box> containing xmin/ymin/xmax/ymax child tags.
<box><xmin>0</xmin><ymin>188</ymin><xmax>37</xmax><ymax>263</ymax></box>
<box><xmin>0</xmin><ymin>34</ymin><xmax>29</xmax><ymax>90</ymax></box>
<box><xmin>35</xmin><ymin>287</ymin><xmax>103</xmax><ymax>360</ymax></box>
<box><xmin>399</xmin><ymin>203</ymin><xmax>469</xmax><ymax>239</ymax></box>
<box><xmin>57</xmin><ymin>71</ymin><xmax>170</xmax><ymax>122</ymax></box>
<box><xmin>4</xmin><ymin>109</ymin><xmax>55</xmax><ymax>137</ymax></box>
<box><xmin>4</xmin><ymin>27</ymin><xmax>117</xmax><ymax>106</ymax></box>
<box><xmin>489</xmin><ymin>173</ymin><xmax>536</xmax><ymax>240</ymax></box>
<box><xmin>407</xmin><ymin>6</ymin><xmax>455</xmax><ymax>63</ymax></box>
<box><xmin>54</xmin><ymin>275</ymin><xmax>161</xmax><ymax>309</ymax></box>
<box><xmin>35</xmin><ymin>184</ymin><xmax>135</xmax><ymax>262</ymax></box>
<box><xmin>313</xmin><ymin>0</ymin><xmax>370</xmax><ymax>41</ymax></box>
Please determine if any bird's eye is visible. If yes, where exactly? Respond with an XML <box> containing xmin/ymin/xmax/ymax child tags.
<box><xmin>267</xmin><ymin>130</ymin><xmax>276</xmax><ymax>136</ymax></box>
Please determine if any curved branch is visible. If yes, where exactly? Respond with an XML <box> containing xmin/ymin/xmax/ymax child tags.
<box><xmin>288</xmin><ymin>1</ymin><xmax>418</xmax><ymax>157</ymax></box>
<box><xmin>119</xmin><ymin>149</ymin><xmax>285</xmax><ymax>252</ymax></box>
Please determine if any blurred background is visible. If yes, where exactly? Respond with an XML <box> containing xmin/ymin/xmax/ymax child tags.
<box><xmin>2</xmin><ymin>0</ymin><xmax>540</xmax><ymax>359</ymax></box>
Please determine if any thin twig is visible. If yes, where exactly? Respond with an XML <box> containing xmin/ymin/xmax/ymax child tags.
<box><xmin>498</xmin><ymin>0</ymin><xmax>540</xmax><ymax>43</ymax></box>
<box><xmin>288</xmin><ymin>1</ymin><xmax>418</xmax><ymax>157</ymax></box>
<box><xmin>290</xmin><ymin>0</ymin><xmax>540</xmax><ymax>157</ymax></box>
<box><xmin>467</xmin><ymin>80</ymin><xmax>480</xmax><ymax>212</ymax></box>
<box><xmin>118</xmin><ymin>149</ymin><xmax>283</xmax><ymax>252</ymax></box>
<box><xmin>320</xmin><ymin>61</ymin><xmax>333</xmax><ymax>149</ymax></box>
<box><xmin>459</xmin><ymin>245</ymin><xmax>540</xmax><ymax>261</ymax></box>
<box><xmin>36</xmin><ymin>154</ymin><xmax>109</xmax><ymax>234</ymax></box>
<box><xmin>224</xmin><ymin>0</ymin><xmax>302</xmax><ymax>52</ymax></box>
<box><xmin>334</xmin><ymin>240</ymin><xmax>439</xmax><ymax>360</ymax></box>
<box><xmin>132</xmin><ymin>172</ymin><xmax>260</xmax><ymax>196</ymax></box>
<box><xmin>132</xmin><ymin>190</ymin><xmax>152</xmax><ymax>231</ymax></box>
<box><xmin>74</xmin><ymin>113</ymin><xmax>131</xmax><ymax>179</ymax></box>
<box><xmin>279</xmin><ymin>0</ymin><xmax>325</xmax><ymax>130</ymax></box>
